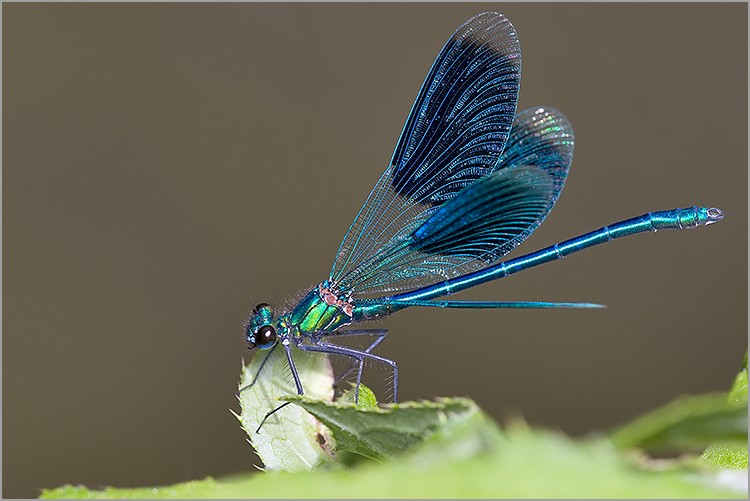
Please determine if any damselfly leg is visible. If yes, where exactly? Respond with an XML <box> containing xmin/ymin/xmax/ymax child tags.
<box><xmin>298</xmin><ymin>340</ymin><xmax>398</xmax><ymax>404</ymax></box>
<box><xmin>322</xmin><ymin>328</ymin><xmax>390</xmax><ymax>391</ymax></box>
<box><xmin>236</xmin><ymin>343</ymin><xmax>278</xmax><ymax>396</ymax></box>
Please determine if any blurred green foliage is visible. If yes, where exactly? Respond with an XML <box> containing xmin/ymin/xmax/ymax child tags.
<box><xmin>41</xmin><ymin>351</ymin><xmax>748</xmax><ymax>498</ymax></box>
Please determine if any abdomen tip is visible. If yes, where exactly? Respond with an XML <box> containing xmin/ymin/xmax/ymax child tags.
<box><xmin>704</xmin><ymin>207</ymin><xmax>724</xmax><ymax>224</ymax></box>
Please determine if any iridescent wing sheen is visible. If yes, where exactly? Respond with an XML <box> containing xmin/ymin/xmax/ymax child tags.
<box><xmin>332</xmin><ymin>104</ymin><xmax>575</xmax><ymax>297</ymax></box>
<box><xmin>409</xmin><ymin>165</ymin><xmax>555</xmax><ymax>266</ymax></box>
<box><xmin>495</xmin><ymin>106</ymin><xmax>573</xmax><ymax>200</ymax></box>
<box><xmin>338</xmin><ymin>165</ymin><xmax>558</xmax><ymax>295</ymax></box>
<box><xmin>329</xmin><ymin>12</ymin><xmax>522</xmax><ymax>294</ymax></box>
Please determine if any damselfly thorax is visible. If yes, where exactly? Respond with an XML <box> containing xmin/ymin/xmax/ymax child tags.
<box><xmin>287</xmin><ymin>283</ymin><xmax>354</xmax><ymax>335</ymax></box>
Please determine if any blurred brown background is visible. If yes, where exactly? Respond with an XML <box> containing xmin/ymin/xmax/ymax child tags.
<box><xmin>4</xmin><ymin>3</ymin><xmax>747</xmax><ymax>498</ymax></box>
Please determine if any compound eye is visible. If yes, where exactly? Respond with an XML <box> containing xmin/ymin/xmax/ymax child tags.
<box><xmin>255</xmin><ymin>325</ymin><xmax>277</xmax><ymax>350</ymax></box>
<box><xmin>252</xmin><ymin>303</ymin><xmax>274</xmax><ymax>316</ymax></box>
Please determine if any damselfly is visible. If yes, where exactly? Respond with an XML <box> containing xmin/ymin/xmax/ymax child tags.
<box><xmin>241</xmin><ymin>12</ymin><xmax>723</xmax><ymax>430</ymax></box>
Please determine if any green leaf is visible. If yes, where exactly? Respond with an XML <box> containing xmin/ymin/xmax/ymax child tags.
<box><xmin>41</xmin><ymin>427</ymin><xmax>745</xmax><ymax>498</ymax></box>
<box><xmin>403</xmin><ymin>403</ymin><xmax>506</xmax><ymax>465</ymax></box>
<box><xmin>285</xmin><ymin>396</ymin><xmax>481</xmax><ymax>461</ymax></box>
<box><xmin>41</xmin><ymin>354</ymin><xmax>749</xmax><ymax>498</ymax></box>
<box><xmin>337</xmin><ymin>383</ymin><xmax>378</xmax><ymax>408</ymax></box>
<box><xmin>236</xmin><ymin>346</ymin><xmax>335</xmax><ymax>471</ymax></box>
<box><xmin>700</xmin><ymin>352</ymin><xmax>748</xmax><ymax>470</ymax></box>
<box><xmin>726</xmin><ymin>351</ymin><xmax>748</xmax><ymax>406</ymax></box>
<box><xmin>609</xmin><ymin>393</ymin><xmax>748</xmax><ymax>453</ymax></box>
<box><xmin>40</xmin><ymin>478</ymin><xmax>220</xmax><ymax>499</ymax></box>
<box><xmin>700</xmin><ymin>443</ymin><xmax>749</xmax><ymax>470</ymax></box>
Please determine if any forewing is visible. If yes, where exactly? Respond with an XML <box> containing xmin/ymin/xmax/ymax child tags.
<box><xmin>330</xmin><ymin>12</ymin><xmax>522</xmax><ymax>294</ymax></box>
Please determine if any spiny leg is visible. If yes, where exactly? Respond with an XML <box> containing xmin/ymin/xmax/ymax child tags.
<box><xmin>321</xmin><ymin>329</ymin><xmax>389</xmax><ymax>390</ymax></box>
<box><xmin>236</xmin><ymin>343</ymin><xmax>278</xmax><ymax>397</ymax></box>
<box><xmin>256</xmin><ymin>343</ymin><xmax>303</xmax><ymax>433</ymax></box>
<box><xmin>327</xmin><ymin>342</ymin><xmax>397</xmax><ymax>403</ymax></box>
<box><xmin>284</xmin><ymin>342</ymin><xmax>304</xmax><ymax>394</ymax></box>
<box><xmin>255</xmin><ymin>402</ymin><xmax>292</xmax><ymax>434</ymax></box>
<box><xmin>299</xmin><ymin>340</ymin><xmax>398</xmax><ymax>403</ymax></box>
<box><xmin>301</xmin><ymin>342</ymin><xmax>364</xmax><ymax>401</ymax></box>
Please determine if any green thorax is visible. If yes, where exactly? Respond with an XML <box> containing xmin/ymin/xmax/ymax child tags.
<box><xmin>288</xmin><ymin>284</ymin><xmax>353</xmax><ymax>335</ymax></box>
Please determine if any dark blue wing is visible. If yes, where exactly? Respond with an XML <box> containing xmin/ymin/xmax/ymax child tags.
<box><xmin>409</xmin><ymin>165</ymin><xmax>554</xmax><ymax>262</ymax></box>
<box><xmin>329</xmin><ymin>12</ymin><xmax>522</xmax><ymax>295</ymax></box>
<box><xmin>331</xmin><ymin>103</ymin><xmax>574</xmax><ymax>296</ymax></box>
<box><xmin>388</xmin><ymin>13</ymin><xmax>523</xmax><ymax>205</ymax></box>
<box><xmin>338</xmin><ymin>165</ymin><xmax>555</xmax><ymax>294</ymax></box>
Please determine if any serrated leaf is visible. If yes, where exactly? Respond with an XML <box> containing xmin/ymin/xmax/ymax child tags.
<box><xmin>40</xmin><ymin>478</ymin><xmax>220</xmax><ymax>499</ymax></box>
<box><xmin>609</xmin><ymin>393</ymin><xmax>748</xmax><ymax>452</ymax></box>
<box><xmin>404</xmin><ymin>404</ymin><xmax>506</xmax><ymax>465</ymax></box>
<box><xmin>236</xmin><ymin>346</ymin><xmax>335</xmax><ymax>471</ymax></box>
<box><xmin>285</xmin><ymin>396</ymin><xmax>480</xmax><ymax>461</ymax></box>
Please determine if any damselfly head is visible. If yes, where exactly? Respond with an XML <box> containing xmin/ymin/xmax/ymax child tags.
<box><xmin>246</xmin><ymin>303</ymin><xmax>278</xmax><ymax>350</ymax></box>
